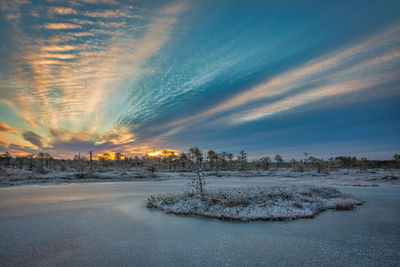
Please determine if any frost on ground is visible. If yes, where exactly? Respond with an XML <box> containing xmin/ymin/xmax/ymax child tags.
<box><xmin>0</xmin><ymin>167</ymin><xmax>399</xmax><ymax>188</ymax></box>
<box><xmin>0</xmin><ymin>168</ymin><xmax>164</xmax><ymax>187</ymax></box>
<box><xmin>147</xmin><ymin>185</ymin><xmax>363</xmax><ymax>222</ymax></box>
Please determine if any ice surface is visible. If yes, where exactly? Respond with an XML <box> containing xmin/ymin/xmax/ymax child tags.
<box><xmin>0</xmin><ymin>178</ymin><xmax>399</xmax><ymax>266</ymax></box>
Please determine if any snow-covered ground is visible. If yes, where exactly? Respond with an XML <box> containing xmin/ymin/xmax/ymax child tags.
<box><xmin>147</xmin><ymin>185</ymin><xmax>363</xmax><ymax>221</ymax></box>
<box><xmin>0</xmin><ymin>168</ymin><xmax>166</xmax><ymax>187</ymax></box>
<box><xmin>0</xmin><ymin>178</ymin><xmax>399</xmax><ymax>266</ymax></box>
<box><xmin>0</xmin><ymin>168</ymin><xmax>399</xmax><ymax>188</ymax></box>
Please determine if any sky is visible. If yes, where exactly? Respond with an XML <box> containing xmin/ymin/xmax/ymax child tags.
<box><xmin>0</xmin><ymin>0</ymin><xmax>399</xmax><ymax>160</ymax></box>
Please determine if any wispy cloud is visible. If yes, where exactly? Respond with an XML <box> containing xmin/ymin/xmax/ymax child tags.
<box><xmin>44</xmin><ymin>23</ymin><xmax>82</xmax><ymax>29</ymax></box>
<box><xmin>155</xmin><ymin>24</ymin><xmax>400</xmax><ymax>133</ymax></box>
<box><xmin>42</xmin><ymin>53</ymin><xmax>76</xmax><ymax>59</ymax></box>
<box><xmin>230</xmin><ymin>72</ymin><xmax>398</xmax><ymax>124</ymax></box>
<box><xmin>41</xmin><ymin>45</ymin><xmax>77</xmax><ymax>52</ymax></box>
<box><xmin>51</xmin><ymin>7</ymin><xmax>78</xmax><ymax>15</ymax></box>
<box><xmin>0</xmin><ymin>1</ymin><xmax>188</xmax><ymax>155</ymax></box>
<box><xmin>69</xmin><ymin>32</ymin><xmax>94</xmax><ymax>37</ymax></box>
<box><xmin>82</xmin><ymin>0</ymin><xmax>118</xmax><ymax>4</ymax></box>
<box><xmin>96</xmin><ymin>21</ymin><xmax>126</xmax><ymax>28</ymax></box>
<box><xmin>162</xmin><ymin>2</ymin><xmax>188</xmax><ymax>15</ymax></box>
<box><xmin>0</xmin><ymin>0</ymin><xmax>30</xmax><ymax>21</ymax></box>
<box><xmin>84</xmin><ymin>10</ymin><xmax>132</xmax><ymax>18</ymax></box>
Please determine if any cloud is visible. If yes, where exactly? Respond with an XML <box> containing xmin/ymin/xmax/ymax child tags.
<box><xmin>42</xmin><ymin>53</ymin><xmax>76</xmax><ymax>60</ymax></box>
<box><xmin>8</xmin><ymin>143</ymin><xmax>23</xmax><ymax>150</ymax></box>
<box><xmin>0</xmin><ymin>123</ymin><xmax>14</xmax><ymax>134</ymax></box>
<box><xmin>70</xmin><ymin>19</ymin><xmax>96</xmax><ymax>25</ymax></box>
<box><xmin>41</xmin><ymin>45</ymin><xmax>77</xmax><ymax>52</ymax></box>
<box><xmin>229</xmin><ymin>72</ymin><xmax>398</xmax><ymax>124</ymax></box>
<box><xmin>44</xmin><ymin>23</ymin><xmax>82</xmax><ymax>30</ymax></box>
<box><xmin>0</xmin><ymin>0</ymin><xmax>29</xmax><ymax>21</ymax></box>
<box><xmin>49</xmin><ymin>128</ymin><xmax>95</xmax><ymax>143</ymax></box>
<box><xmin>7</xmin><ymin>143</ymin><xmax>38</xmax><ymax>155</ymax></box>
<box><xmin>96</xmin><ymin>21</ymin><xmax>126</xmax><ymax>28</ymax></box>
<box><xmin>34</xmin><ymin>59</ymin><xmax>64</xmax><ymax>65</ymax></box>
<box><xmin>0</xmin><ymin>139</ymin><xmax>8</xmax><ymax>148</ymax></box>
<box><xmin>82</xmin><ymin>0</ymin><xmax>117</xmax><ymax>4</ymax></box>
<box><xmin>161</xmin><ymin>2</ymin><xmax>187</xmax><ymax>15</ymax></box>
<box><xmin>153</xmin><ymin>24</ymin><xmax>400</xmax><ymax>134</ymax></box>
<box><xmin>50</xmin><ymin>138</ymin><xmax>97</xmax><ymax>153</ymax></box>
<box><xmin>22</xmin><ymin>131</ymin><xmax>44</xmax><ymax>148</ymax></box>
<box><xmin>70</xmin><ymin>32</ymin><xmax>94</xmax><ymax>37</ymax></box>
<box><xmin>51</xmin><ymin>7</ymin><xmax>78</xmax><ymax>15</ymax></box>
<box><xmin>84</xmin><ymin>10</ymin><xmax>131</xmax><ymax>18</ymax></box>
<box><xmin>96</xmin><ymin>127</ymin><xmax>136</xmax><ymax>145</ymax></box>
<box><xmin>3</xmin><ymin>0</ymin><xmax>187</xmax><ymax>141</ymax></box>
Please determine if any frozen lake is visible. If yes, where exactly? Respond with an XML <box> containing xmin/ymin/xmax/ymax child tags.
<box><xmin>0</xmin><ymin>178</ymin><xmax>399</xmax><ymax>266</ymax></box>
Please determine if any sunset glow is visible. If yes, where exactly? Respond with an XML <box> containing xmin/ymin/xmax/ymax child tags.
<box><xmin>147</xmin><ymin>150</ymin><xmax>180</xmax><ymax>157</ymax></box>
<box><xmin>95</xmin><ymin>153</ymin><xmax>126</xmax><ymax>161</ymax></box>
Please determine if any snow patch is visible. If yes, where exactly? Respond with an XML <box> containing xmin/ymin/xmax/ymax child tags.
<box><xmin>147</xmin><ymin>185</ymin><xmax>363</xmax><ymax>222</ymax></box>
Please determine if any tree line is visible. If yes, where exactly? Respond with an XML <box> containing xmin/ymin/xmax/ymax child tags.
<box><xmin>0</xmin><ymin>148</ymin><xmax>399</xmax><ymax>174</ymax></box>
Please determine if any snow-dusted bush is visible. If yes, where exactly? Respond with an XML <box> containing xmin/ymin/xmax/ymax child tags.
<box><xmin>147</xmin><ymin>185</ymin><xmax>363</xmax><ymax>222</ymax></box>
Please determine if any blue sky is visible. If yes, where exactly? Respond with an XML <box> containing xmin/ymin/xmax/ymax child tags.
<box><xmin>0</xmin><ymin>0</ymin><xmax>399</xmax><ymax>159</ymax></box>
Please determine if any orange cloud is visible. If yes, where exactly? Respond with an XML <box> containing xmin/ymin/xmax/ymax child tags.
<box><xmin>51</xmin><ymin>7</ymin><xmax>78</xmax><ymax>15</ymax></box>
<box><xmin>0</xmin><ymin>123</ymin><xmax>14</xmax><ymax>134</ymax></box>
<box><xmin>96</xmin><ymin>127</ymin><xmax>136</xmax><ymax>145</ymax></box>
<box><xmin>0</xmin><ymin>138</ymin><xmax>8</xmax><ymax>147</ymax></box>
<box><xmin>44</xmin><ymin>23</ymin><xmax>82</xmax><ymax>30</ymax></box>
<box><xmin>42</xmin><ymin>45</ymin><xmax>77</xmax><ymax>52</ymax></box>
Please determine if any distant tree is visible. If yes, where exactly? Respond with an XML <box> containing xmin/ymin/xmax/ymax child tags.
<box><xmin>131</xmin><ymin>156</ymin><xmax>138</xmax><ymax>168</ymax></box>
<box><xmin>351</xmin><ymin>157</ymin><xmax>358</xmax><ymax>169</ymax></box>
<box><xmin>46</xmin><ymin>153</ymin><xmax>53</xmax><ymax>169</ymax></box>
<box><xmin>89</xmin><ymin>151</ymin><xmax>93</xmax><ymax>173</ymax></box>
<box><xmin>360</xmin><ymin>157</ymin><xmax>369</xmax><ymax>171</ymax></box>
<box><xmin>290</xmin><ymin>159</ymin><xmax>297</xmax><ymax>171</ymax></box>
<box><xmin>394</xmin><ymin>154</ymin><xmax>400</xmax><ymax>169</ymax></box>
<box><xmin>227</xmin><ymin>153</ymin><xmax>234</xmax><ymax>170</ymax></box>
<box><xmin>253</xmin><ymin>159</ymin><xmax>262</xmax><ymax>173</ymax></box>
<box><xmin>178</xmin><ymin>152</ymin><xmax>188</xmax><ymax>169</ymax></box>
<box><xmin>115</xmin><ymin>152</ymin><xmax>123</xmax><ymax>167</ymax></box>
<box><xmin>36</xmin><ymin>152</ymin><xmax>47</xmax><ymax>169</ymax></box>
<box><xmin>16</xmin><ymin>155</ymin><xmax>24</xmax><ymax>169</ymax></box>
<box><xmin>98</xmin><ymin>153</ymin><xmax>111</xmax><ymax>168</ymax></box>
<box><xmin>237</xmin><ymin>150</ymin><xmax>248</xmax><ymax>171</ymax></box>
<box><xmin>0</xmin><ymin>151</ymin><xmax>12</xmax><ymax>168</ymax></box>
<box><xmin>219</xmin><ymin>151</ymin><xmax>228</xmax><ymax>170</ymax></box>
<box><xmin>308</xmin><ymin>156</ymin><xmax>323</xmax><ymax>173</ymax></box>
<box><xmin>303</xmin><ymin>152</ymin><xmax>310</xmax><ymax>169</ymax></box>
<box><xmin>274</xmin><ymin>154</ymin><xmax>283</xmax><ymax>170</ymax></box>
<box><xmin>260</xmin><ymin>156</ymin><xmax>271</xmax><ymax>170</ymax></box>
<box><xmin>207</xmin><ymin>150</ymin><xmax>218</xmax><ymax>170</ymax></box>
<box><xmin>163</xmin><ymin>150</ymin><xmax>176</xmax><ymax>170</ymax></box>
<box><xmin>27</xmin><ymin>154</ymin><xmax>34</xmax><ymax>171</ymax></box>
<box><xmin>189</xmin><ymin>146</ymin><xmax>203</xmax><ymax>169</ymax></box>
